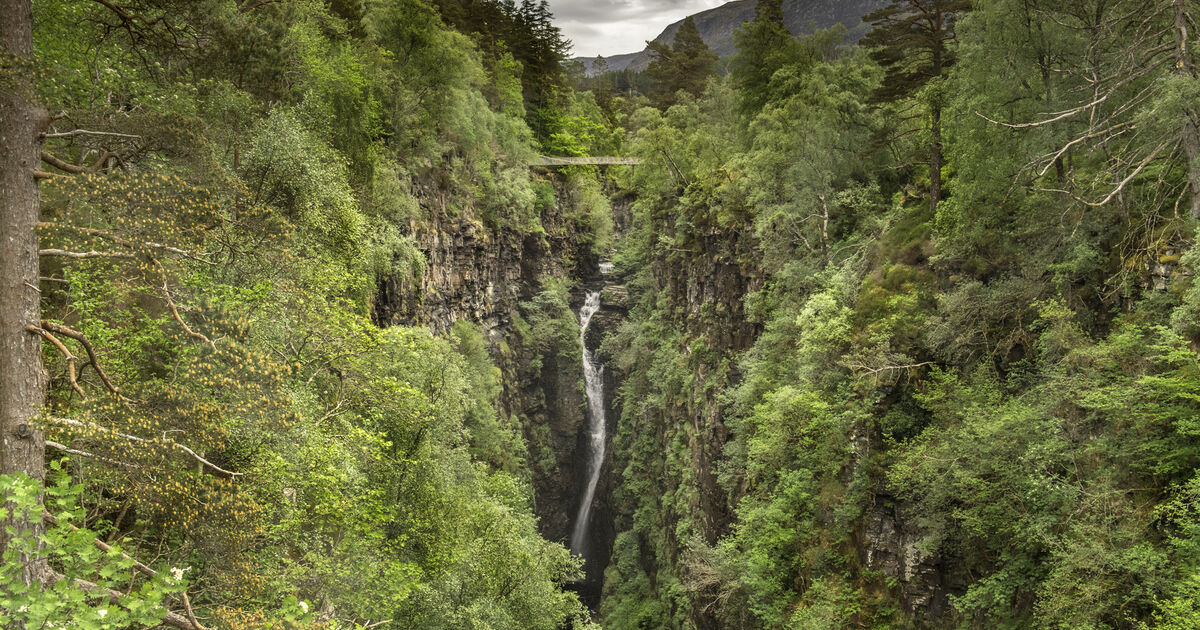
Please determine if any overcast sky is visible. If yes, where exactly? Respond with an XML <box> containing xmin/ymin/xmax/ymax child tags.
<box><xmin>548</xmin><ymin>0</ymin><xmax>726</xmax><ymax>58</ymax></box>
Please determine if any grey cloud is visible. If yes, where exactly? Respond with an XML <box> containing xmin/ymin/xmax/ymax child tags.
<box><xmin>553</xmin><ymin>0</ymin><xmax>701</xmax><ymax>20</ymax></box>
<box><xmin>549</xmin><ymin>0</ymin><xmax>722</xmax><ymax>57</ymax></box>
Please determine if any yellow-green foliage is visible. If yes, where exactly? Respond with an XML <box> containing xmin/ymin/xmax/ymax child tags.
<box><xmin>21</xmin><ymin>0</ymin><xmax>601</xmax><ymax>627</ymax></box>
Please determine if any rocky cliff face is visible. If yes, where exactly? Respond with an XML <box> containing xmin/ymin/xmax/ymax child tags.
<box><xmin>372</xmin><ymin>203</ymin><xmax>590</xmax><ymax>338</ymax></box>
<box><xmin>598</xmin><ymin>211</ymin><xmax>763</xmax><ymax>628</ymax></box>
<box><xmin>851</xmin><ymin>425</ymin><xmax>962</xmax><ymax>619</ymax></box>
<box><xmin>522</xmin><ymin>341</ymin><xmax>586</xmax><ymax>542</ymax></box>
<box><xmin>655</xmin><ymin>227</ymin><xmax>761</xmax><ymax>546</ymax></box>
<box><xmin>858</xmin><ymin>491</ymin><xmax>958</xmax><ymax>619</ymax></box>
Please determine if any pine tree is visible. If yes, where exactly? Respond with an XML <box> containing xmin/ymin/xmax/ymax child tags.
<box><xmin>517</xmin><ymin>0</ymin><xmax>570</xmax><ymax>138</ymax></box>
<box><xmin>862</xmin><ymin>0</ymin><xmax>970</xmax><ymax>212</ymax></box>
<box><xmin>645</xmin><ymin>16</ymin><xmax>719</xmax><ymax>108</ymax></box>
<box><xmin>730</xmin><ymin>0</ymin><xmax>803</xmax><ymax>116</ymax></box>
<box><xmin>0</xmin><ymin>0</ymin><xmax>48</xmax><ymax>586</ymax></box>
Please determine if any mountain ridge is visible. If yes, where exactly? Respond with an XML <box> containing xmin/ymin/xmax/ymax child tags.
<box><xmin>575</xmin><ymin>0</ymin><xmax>887</xmax><ymax>76</ymax></box>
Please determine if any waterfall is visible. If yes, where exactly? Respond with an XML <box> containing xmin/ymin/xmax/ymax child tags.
<box><xmin>570</xmin><ymin>289</ymin><xmax>606</xmax><ymax>556</ymax></box>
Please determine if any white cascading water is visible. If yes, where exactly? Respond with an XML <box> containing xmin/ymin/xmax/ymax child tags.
<box><xmin>569</xmin><ymin>289</ymin><xmax>606</xmax><ymax>556</ymax></box>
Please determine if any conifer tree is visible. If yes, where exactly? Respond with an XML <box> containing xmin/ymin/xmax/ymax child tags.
<box><xmin>0</xmin><ymin>0</ymin><xmax>48</xmax><ymax>587</ymax></box>
<box><xmin>730</xmin><ymin>0</ymin><xmax>803</xmax><ymax>116</ymax></box>
<box><xmin>862</xmin><ymin>0</ymin><xmax>970</xmax><ymax>212</ymax></box>
<box><xmin>645</xmin><ymin>16</ymin><xmax>718</xmax><ymax>108</ymax></box>
<box><xmin>518</xmin><ymin>0</ymin><xmax>570</xmax><ymax>115</ymax></box>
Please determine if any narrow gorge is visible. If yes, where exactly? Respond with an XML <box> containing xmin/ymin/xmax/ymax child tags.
<box><xmin>367</xmin><ymin>169</ymin><xmax>630</xmax><ymax>610</ymax></box>
<box><xmin>12</xmin><ymin>0</ymin><xmax>1200</xmax><ymax>628</ymax></box>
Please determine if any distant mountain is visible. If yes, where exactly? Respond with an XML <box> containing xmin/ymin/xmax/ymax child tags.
<box><xmin>575</xmin><ymin>0</ymin><xmax>886</xmax><ymax>76</ymax></box>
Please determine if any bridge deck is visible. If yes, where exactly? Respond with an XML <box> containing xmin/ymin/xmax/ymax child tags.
<box><xmin>532</xmin><ymin>156</ymin><xmax>642</xmax><ymax>166</ymax></box>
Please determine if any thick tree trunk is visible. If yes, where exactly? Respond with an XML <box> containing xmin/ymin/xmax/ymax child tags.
<box><xmin>0</xmin><ymin>0</ymin><xmax>48</xmax><ymax>583</ymax></box>
<box><xmin>1172</xmin><ymin>0</ymin><xmax>1200</xmax><ymax>218</ymax></box>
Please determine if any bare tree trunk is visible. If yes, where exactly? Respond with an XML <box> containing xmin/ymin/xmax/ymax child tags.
<box><xmin>926</xmin><ymin>31</ymin><xmax>945</xmax><ymax>213</ymax></box>
<box><xmin>1</xmin><ymin>0</ymin><xmax>49</xmax><ymax>584</ymax></box>
<box><xmin>930</xmin><ymin>12</ymin><xmax>944</xmax><ymax>213</ymax></box>
<box><xmin>1173</xmin><ymin>0</ymin><xmax>1200</xmax><ymax>218</ymax></box>
<box><xmin>930</xmin><ymin>103</ymin><xmax>943</xmax><ymax>212</ymax></box>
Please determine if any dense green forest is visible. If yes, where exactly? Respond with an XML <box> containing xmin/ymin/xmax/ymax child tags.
<box><xmin>5</xmin><ymin>0</ymin><xmax>1200</xmax><ymax>628</ymax></box>
<box><xmin>1</xmin><ymin>0</ymin><xmax>602</xmax><ymax>627</ymax></box>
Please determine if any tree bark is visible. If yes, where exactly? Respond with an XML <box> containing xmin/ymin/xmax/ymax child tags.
<box><xmin>0</xmin><ymin>0</ymin><xmax>49</xmax><ymax>583</ymax></box>
<box><xmin>1172</xmin><ymin>0</ymin><xmax>1200</xmax><ymax>218</ymax></box>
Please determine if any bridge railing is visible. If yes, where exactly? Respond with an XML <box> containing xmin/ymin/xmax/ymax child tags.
<box><xmin>531</xmin><ymin>156</ymin><xmax>642</xmax><ymax>166</ymax></box>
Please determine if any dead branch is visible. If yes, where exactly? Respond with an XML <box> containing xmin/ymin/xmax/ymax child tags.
<box><xmin>847</xmin><ymin>360</ymin><xmax>936</xmax><ymax>386</ymax></box>
<box><xmin>43</xmin><ymin>129</ymin><xmax>142</xmax><ymax>140</ymax></box>
<box><xmin>46</xmin><ymin>440</ymin><xmax>97</xmax><ymax>459</ymax></box>
<box><xmin>163</xmin><ymin>280</ymin><xmax>215</xmax><ymax>349</ymax></box>
<box><xmin>39</xmin><ymin>320</ymin><xmax>130</xmax><ymax>402</ymax></box>
<box><xmin>151</xmin><ymin>258</ymin><xmax>216</xmax><ymax>349</ymax></box>
<box><xmin>49</xmin><ymin>417</ymin><xmax>243</xmax><ymax>478</ymax></box>
<box><xmin>40</xmin><ymin>222</ymin><xmax>216</xmax><ymax>265</ymax></box>
<box><xmin>27</xmin><ymin>325</ymin><xmax>86</xmax><ymax>399</ymax></box>
<box><xmin>851</xmin><ymin>361</ymin><xmax>935</xmax><ymax>376</ymax></box>
<box><xmin>182</xmin><ymin>590</ymin><xmax>205</xmax><ymax>630</ymax></box>
<box><xmin>45</xmin><ymin>440</ymin><xmax>136</xmax><ymax>469</ymax></box>
<box><xmin>1035</xmin><ymin>121</ymin><xmax>1135</xmax><ymax>177</ymax></box>
<box><xmin>1081</xmin><ymin>139</ymin><xmax>1172</xmax><ymax>207</ymax></box>
<box><xmin>88</xmin><ymin>151</ymin><xmax>116</xmax><ymax>172</ymax></box>
<box><xmin>975</xmin><ymin>107</ymin><xmax>1090</xmax><ymax>130</ymax></box>
<box><xmin>974</xmin><ymin>54</ymin><xmax>1172</xmax><ymax>130</ymax></box>
<box><xmin>41</xmin><ymin>149</ymin><xmax>123</xmax><ymax>175</ymax></box>
<box><xmin>40</xmin><ymin>150</ymin><xmax>90</xmax><ymax>174</ymax></box>
<box><xmin>39</xmin><ymin>248</ymin><xmax>135</xmax><ymax>260</ymax></box>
